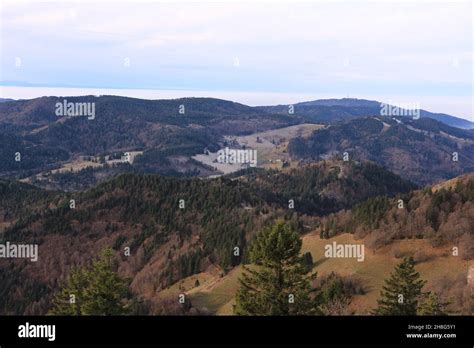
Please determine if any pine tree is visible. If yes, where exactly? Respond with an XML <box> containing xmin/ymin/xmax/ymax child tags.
<box><xmin>49</xmin><ymin>248</ymin><xmax>130</xmax><ymax>315</ymax></box>
<box><xmin>417</xmin><ymin>292</ymin><xmax>447</xmax><ymax>315</ymax></box>
<box><xmin>374</xmin><ymin>257</ymin><xmax>425</xmax><ymax>315</ymax></box>
<box><xmin>48</xmin><ymin>267</ymin><xmax>88</xmax><ymax>315</ymax></box>
<box><xmin>234</xmin><ymin>221</ymin><xmax>320</xmax><ymax>315</ymax></box>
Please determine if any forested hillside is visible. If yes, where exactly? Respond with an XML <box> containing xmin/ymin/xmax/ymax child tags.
<box><xmin>288</xmin><ymin>117</ymin><xmax>474</xmax><ymax>185</ymax></box>
<box><xmin>0</xmin><ymin>160</ymin><xmax>415</xmax><ymax>314</ymax></box>
<box><xmin>0</xmin><ymin>96</ymin><xmax>300</xmax><ymax>178</ymax></box>
<box><xmin>259</xmin><ymin>98</ymin><xmax>474</xmax><ymax>129</ymax></box>
<box><xmin>317</xmin><ymin>173</ymin><xmax>474</xmax><ymax>256</ymax></box>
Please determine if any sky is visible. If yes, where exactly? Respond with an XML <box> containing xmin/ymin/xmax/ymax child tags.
<box><xmin>0</xmin><ymin>0</ymin><xmax>473</xmax><ymax>119</ymax></box>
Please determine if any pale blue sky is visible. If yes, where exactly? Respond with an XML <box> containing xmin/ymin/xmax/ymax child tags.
<box><xmin>0</xmin><ymin>0</ymin><xmax>473</xmax><ymax>119</ymax></box>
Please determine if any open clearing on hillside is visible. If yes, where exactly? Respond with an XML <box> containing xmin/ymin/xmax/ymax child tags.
<box><xmin>235</xmin><ymin>123</ymin><xmax>323</xmax><ymax>168</ymax></box>
<box><xmin>192</xmin><ymin>123</ymin><xmax>323</xmax><ymax>175</ymax></box>
<box><xmin>300</xmin><ymin>233</ymin><xmax>471</xmax><ymax>314</ymax></box>
<box><xmin>50</xmin><ymin>151</ymin><xmax>144</xmax><ymax>174</ymax></box>
<box><xmin>20</xmin><ymin>151</ymin><xmax>144</xmax><ymax>184</ymax></box>
<box><xmin>159</xmin><ymin>233</ymin><xmax>472</xmax><ymax>315</ymax></box>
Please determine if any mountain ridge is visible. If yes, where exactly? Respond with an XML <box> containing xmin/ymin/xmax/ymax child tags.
<box><xmin>259</xmin><ymin>97</ymin><xmax>474</xmax><ymax>129</ymax></box>
<box><xmin>2</xmin><ymin>95</ymin><xmax>472</xmax><ymax>129</ymax></box>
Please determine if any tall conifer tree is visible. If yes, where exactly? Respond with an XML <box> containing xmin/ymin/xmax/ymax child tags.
<box><xmin>50</xmin><ymin>248</ymin><xmax>130</xmax><ymax>315</ymax></box>
<box><xmin>234</xmin><ymin>221</ymin><xmax>320</xmax><ymax>315</ymax></box>
<box><xmin>374</xmin><ymin>257</ymin><xmax>425</xmax><ymax>315</ymax></box>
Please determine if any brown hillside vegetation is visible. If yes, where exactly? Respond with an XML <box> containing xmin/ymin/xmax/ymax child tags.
<box><xmin>152</xmin><ymin>233</ymin><xmax>473</xmax><ymax>315</ymax></box>
<box><xmin>0</xmin><ymin>161</ymin><xmax>415</xmax><ymax>315</ymax></box>
<box><xmin>0</xmin><ymin>168</ymin><xmax>471</xmax><ymax>315</ymax></box>
<box><xmin>318</xmin><ymin>173</ymin><xmax>474</xmax><ymax>256</ymax></box>
<box><xmin>288</xmin><ymin>117</ymin><xmax>474</xmax><ymax>186</ymax></box>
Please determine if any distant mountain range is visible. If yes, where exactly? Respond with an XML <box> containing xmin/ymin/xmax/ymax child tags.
<box><xmin>0</xmin><ymin>96</ymin><xmax>473</xmax><ymax>186</ymax></box>
<box><xmin>2</xmin><ymin>96</ymin><xmax>473</xmax><ymax>128</ymax></box>
<box><xmin>0</xmin><ymin>96</ymin><xmax>298</xmax><ymax>179</ymax></box>
<box><xmin>258</xmin><ymin>98</ymin><xmax>474</xmax><ymax>129</ymax></box>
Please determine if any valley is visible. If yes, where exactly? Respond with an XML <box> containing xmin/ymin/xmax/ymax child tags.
<box><xmin>0</xmin><ymin>96</ymin><xmax>472</xmax><ymax>316</ymax></box>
